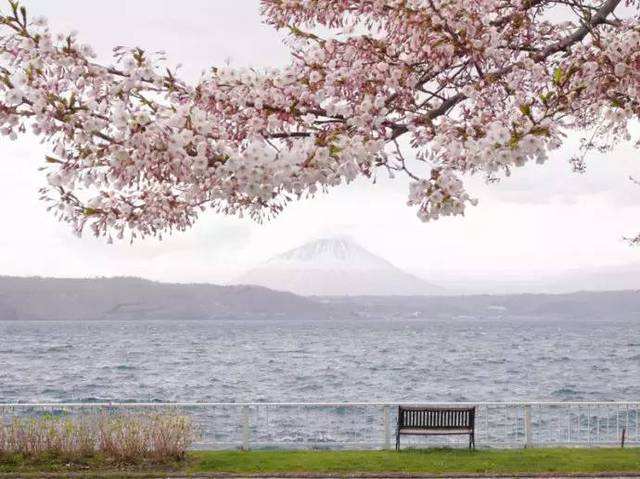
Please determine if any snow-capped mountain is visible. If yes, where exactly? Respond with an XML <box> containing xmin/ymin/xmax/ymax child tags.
<box><xmin>238</xmin><ymin>238</ymin><xmax>442</xmax><ymax>296</ymax></box>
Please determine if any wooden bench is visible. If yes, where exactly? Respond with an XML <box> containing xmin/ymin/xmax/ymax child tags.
<box><xmin>396</xmin><ymin>406</ymin><xmax>476</xmax><ymax>450</ymax></box>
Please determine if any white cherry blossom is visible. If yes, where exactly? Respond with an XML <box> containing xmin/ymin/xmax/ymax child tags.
<box><xmin>0</xmin><ymin>0</ymin><xmax>637</xmax><ymax>241</ymax></box>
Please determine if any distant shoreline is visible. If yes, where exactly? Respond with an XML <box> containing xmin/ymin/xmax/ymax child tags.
<box><xmin>0</xmin><ymin>275</ymin><xmax>639</xmax><ymax>322</ymax></box>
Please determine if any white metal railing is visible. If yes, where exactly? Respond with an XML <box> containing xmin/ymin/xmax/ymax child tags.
<box><xmin>0</xmin><ymin>402</ymin><xmax>638</xmax><ymax>450</ymax></box>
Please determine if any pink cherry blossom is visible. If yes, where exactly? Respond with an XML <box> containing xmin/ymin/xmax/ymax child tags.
<box><xmin>0</xmin><ymin>0</ymin><xmax>638</xmax><ymax>241</ymax></box>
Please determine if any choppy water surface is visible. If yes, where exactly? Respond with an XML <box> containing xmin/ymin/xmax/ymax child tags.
<box><xmin>1</xmin><ymin>317</ymin><xmax>638</xmax><ymax>403</ymax></box>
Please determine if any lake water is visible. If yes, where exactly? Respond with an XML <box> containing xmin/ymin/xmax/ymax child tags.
<box><xmin>1</xmin><ymin>317</ymin><xmax>639</xmax><ymax>403</ymax></box>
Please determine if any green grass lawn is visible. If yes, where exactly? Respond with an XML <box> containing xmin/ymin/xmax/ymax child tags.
<box><xmin>190</xmin><ymin>448</ymin><xmax>640</xmax><ymax>474</ymax></box>
<box><xmin>1</xmin><ymin>448</ymin><xmax>639</xmax><ymax>477</ymax></box>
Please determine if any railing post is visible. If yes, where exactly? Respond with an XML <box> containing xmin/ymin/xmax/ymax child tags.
<box><xmin>383</xmin><ymin>405</ymin><xmax>391</xmax><ymax>450</ymax></box>
<box><xmin>587</xmin><ymin>405</ymin><xmax>591</xmax><ymax>447</ymax></box>
<box><xmin>524</xmin><ymin>404</ymin><xmax>533</xmax><ymax>448</ymax></box>
<box><xmin>242</xmin><ymin>405</ymin><xmax>250</xmax><ymax>451</ymax></box>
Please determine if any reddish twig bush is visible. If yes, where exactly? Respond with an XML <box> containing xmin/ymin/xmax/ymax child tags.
<box><xmin>0</xmin><ymin>412</ymin><xmax>196</xmax><ymax>464</ymax></box>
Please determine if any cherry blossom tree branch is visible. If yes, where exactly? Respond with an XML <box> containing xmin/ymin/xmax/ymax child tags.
<box><xmin>0</xmin><ymin>0</ymin><xmax>638</xmax><ymax>242</ymax></box>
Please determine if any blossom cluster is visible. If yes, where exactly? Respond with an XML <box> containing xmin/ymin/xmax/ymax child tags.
<box><xmin>0</xmin><ymin>0</ymin><xmax>637</xmax><ymax>240</ymax></box>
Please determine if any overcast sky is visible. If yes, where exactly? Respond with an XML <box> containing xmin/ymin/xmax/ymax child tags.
<box><xmin>0</xmin><ymin>0</ymin><xmax>639</xmax><ymax>293</ymax></box>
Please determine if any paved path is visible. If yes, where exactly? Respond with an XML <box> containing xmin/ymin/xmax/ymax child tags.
<box><xmin>4</xmin><ymin>476</ymin><xmax>640</xmax><ymax>479</ymax></box>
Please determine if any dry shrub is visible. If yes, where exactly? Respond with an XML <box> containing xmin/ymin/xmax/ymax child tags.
<box><xmin>0</xmin><ymin>412</ymin><xmax>195</xmax><ymax>464</ymax></box>
<box><xmin>2</xmin><ymin>416</ymin><xmax>93</xmax><ymax>459</ymax></box>
<box><xmin>97</xmin><ymin>414</ymin><xmax>149</xmax><ymax>463</ymax></box>
<box><xmin>147</xmin><ymin>413</ymin><xmax>194</xmax><ymax>461</ymax></box>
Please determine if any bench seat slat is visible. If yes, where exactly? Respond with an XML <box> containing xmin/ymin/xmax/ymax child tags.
<box><xmin>399</xmin><ymin>428</ymin><xmax>473</xmax><ymax>435</ymax></box>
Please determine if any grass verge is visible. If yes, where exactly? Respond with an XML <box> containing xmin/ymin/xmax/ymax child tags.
<box><xmin>1</xmin><ymin>448</ymin><xmax>639</xmax><ymax>477</ymax></box>
<box><xmin>191</xmin><ymin>448</ymin><xmax>640</xmax><ymax>474</ymax></box>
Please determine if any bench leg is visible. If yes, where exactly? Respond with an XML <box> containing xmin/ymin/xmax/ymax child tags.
<box><xmin>396</xmin><ymin>432</ymin><xmax>400</xmax><ymax>451</ymax></box>
<box><xmin>469</xmin><ymin>432</ymin><xmax>475</xmax><ymax>450</ymax></box>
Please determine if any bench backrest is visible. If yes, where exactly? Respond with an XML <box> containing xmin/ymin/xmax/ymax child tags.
<box><xmin>398</xmin><ymin>406</ymin><xmax>475</xmax><ymax>430</ymax></box>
